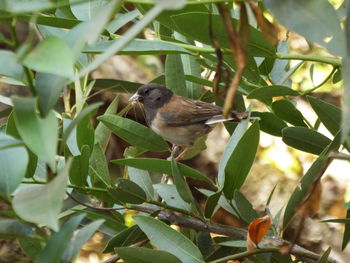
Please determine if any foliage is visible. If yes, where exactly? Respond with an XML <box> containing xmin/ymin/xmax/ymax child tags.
<box><xmin>0</xmin><ymin>0</ymin><xmax>349</xmax><ymax>262</ymax></box>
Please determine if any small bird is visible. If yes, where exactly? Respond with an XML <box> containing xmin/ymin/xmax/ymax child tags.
<box><xmin>129</xmin><ymin>83</ymin><xmax>249</xmax><ymax>159</ymax></box>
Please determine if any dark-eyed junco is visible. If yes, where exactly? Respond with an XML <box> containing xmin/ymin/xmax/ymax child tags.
<box><xmin>130</xmin><ymin>83</ymin><xmax>249</xmax><ymax>158</ymax></box>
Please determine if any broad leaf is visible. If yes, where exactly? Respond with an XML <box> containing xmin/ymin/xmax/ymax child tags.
<box><xmin>0</xmin><ymin>50</ymin><xmax>24</xmax><ymax>80</ymax></box>
<box><xmin>23</xmin><ymin>36</ymin><xmax>74</xmax><ymax>77</ymax></box>
<box><xmin>98</xmin><ymin>115</ymin><xmax>169</xmax><ymax>152</ymax></box>
<box><xmin>34</xmin><ymin>73</ymin><xmax>66</xmax><ymax>116</ymax></box>
<box><xmin>13</xmin><ymin>161</ymin><xmax>70</xmax><ymax>231</ymax></box>
<box><xmin>12</xmin><ymin>97</ymin><xmax>58</xmax><ymax>171</ymax></box>
<box><xmin>0</xmin><ymin>133</ymin><xmax>28</xmax><ymax>196</ymax></box>
<box><xmin>134</xmin><ymin>215</ymin><xmax>204</xmax><ymax>263</ymax></box>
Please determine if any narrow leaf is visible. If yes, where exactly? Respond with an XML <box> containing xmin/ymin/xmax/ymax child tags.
<box><xmin>116</xmin><ymin>247</ymin><xmax>182</xmax><ymax>263</ymax></box>
<box><xmin>282</xmin><ymin>127</ymin><xmax>331</xmax><ymax>155</ymax></box>
<box><xmin>113</xmin><ymin>158</ymin><xmax>212</xmax><ymax>183</ymax></box>
<box><xmin>98</xmin><ymin>115</ymin><xmax>168</xmax><ymax>152</ymax></box>
<box><xmin>35</xmin><ymin>214</ymin><xmax>84</xmax><ymax>263</ymax></box>
<box><xmin>223</xmin><ymin>122</ymin><xmax>260</xmax><ymax>199</ymax></box>
<box><xmin>134</xmin><ymin>215</ymin><xmax>204</xmax><ymax>263</ymax></box>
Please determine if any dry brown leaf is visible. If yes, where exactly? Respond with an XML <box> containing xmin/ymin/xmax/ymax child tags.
<box><xmin>296</xmin><ymin>179</ymin><xmax>322</xmax><ymax>218</ymax></box>
<box><xmin>246</xmin><ymin>215</ymin><xmax>271</xmax><ymax>251</ymax></box>
<box><xmin>249</xmin><ymin>3</ymin><xmax>279</xmax><ymax>45</ymax></box>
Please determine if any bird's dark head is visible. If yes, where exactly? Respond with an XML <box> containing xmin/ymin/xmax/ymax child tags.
<box><xmin>129</xmin><ymin>83</ymin><xmax>173</xmax><ymax>109</ymax></box>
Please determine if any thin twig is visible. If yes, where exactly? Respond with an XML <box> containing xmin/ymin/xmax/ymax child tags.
<box><xmin>66</xmin><ymin>191</ymin><xmax>125</xmax><ymax>211</ymax></box>
<box><xmin>217</xmin><ymin>3</ymin><xmax>248</xmax><ymax>117</ymax></box>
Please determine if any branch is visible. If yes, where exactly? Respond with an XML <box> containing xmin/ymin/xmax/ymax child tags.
<box><xmin>131</xmin><ymin>204</ymin><xmax>338</xmax><ymax>263</ymax></box>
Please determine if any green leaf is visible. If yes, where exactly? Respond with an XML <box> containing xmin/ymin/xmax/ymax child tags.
<box><xmin>247</xmin><ymin>85</ymin><xmax>299</xmax><ymax>105</ymax></box>
<box><xmin>233</xmin><ymin>191</ymin><xmax>258</xmax><ymax>223</ymax></box>
<box><xmin>282</xmin><ymin>127</ymin><xmax>331</xmax><ymax>155</ymax></box>
<box><xmin>204</xmin><ymin>191</ymin><xmax>221</xmax><ymax>218</ymax></box>
<box><xmin>171</xmin><ymin>12</ymin><xmax>275</xmax><ymax>57</ymax></box>
<box><xmin>113</xmin><ymin>158</ymin><xmax>212</xmax><ymax>183</ymax></box>
<box><xmin>70</xmin><ymin>0</ymin><xmax>107</xmax><ymax>21</ymax></box>
<box><xmin>316</xmin><ymin>247</ymin><xmax>331</xmax><ymax>263</ymax></box>
<box><xmin>165</xmin><ymin>54</ymin><xmax>187</xmax><ymax>96</ymax></box>
<box><xmin>93</xmin><ymin>78</ymin><xmax>141</xmax><ymax>93</ymax></box>
<box><xmin>271</xmin><ymin>99</ymin><xmax>307</xmax><ymax>127</ymax></box>
<box><xmin>218</xmin><ymin>120</ymin><xmax>249</xmax><ymax>186</ymax></box>
<box><xmin>0</xmin><ymin>219</ymin><xmax>34</xmax><ymax>238</ymax></box>
<box><xmin>98</xmin><ymin>115</ymin><xmax>169</xmax><ymax>152</ymax></box>
<box><xmin>223</xmin><ymin>122</ymin><xmax>260</xmax><ymax>199</ymax></box>
<box><xmin>13</xmin><ymin>161</ymin><xmax>70</xmax><ymax>231</ymax></box>
<box><xmin>107</xmin><ymin>10</ymin><xmax>140</xmax><ymax>33</ymax></box>
<box><xmin>154</xmin><ymin>184</ymin><xmax>191</xmax><ymax>212</ymax></box>
<box><xmin>18</xmin><ymin>237</ymin><xmax>42</xmax><ymax>261</ymax></box>
<box><xmin>283</xmin><ymin>134</ymin><xmax>341</xmax><ymax>228</ymax></box>
<box><xmin>23</xmin><ymin>36</ymin><xmax>74</xmax><ymax>77</ymax></box>
<box><xmin>34</xmin><ymin>73</ymin><xmax>66</xmax><ymax>116</ymax></box>
<box><xmin>0</xmin><ymin>133</ymin><xmax>28</xmax><ymax>196</ymax></box>
<box><xmin>103</xmin><ymin>225</ymin><xmax>146</xmax><ymax>253</ymax></box>
<box><xmin>84</xmin><ymin>38</ymin><xmax>191</xmax><ymax>55</ymax></box>
<box><xmin>128</xmin><ymin>167</ymin><xmax>155</xmax><ymax>200</ymax></box>
<box><xmin>0</xmin><ymin>0</ymin><xmax>56</xmax><ymax>13</ymax></box>
<box><xmin>64</xmin><ymin>219</ymin><xmax>104</xmax><ymax>262</ymax></box>
<box><xmin>307</xmin><ymin>96</ymin><xmax>341</xmax><ymax>136</ymax></box>
<box><xmin>116</xmin><ymin>247</ymin><xmax>182</xmax><ymax>263</ymax></box>
<box><xmin>12</xmin><ymin>97</ymin><xmax>58</xmax><ymax>171</ymax></box>
<box><xmin>69</xmin><ymin>145</ymin><xmax>90</xmax><ymax>186</ymax></box>
<box><xmin>171</xmin><ymin>160</ymin><xmax>193</xmax><ymax>203</ymax></box>
<box><xmin>0</xmin><ymin>50</ymin><xmax>24</xmax><ymax>80</ymax></box>
<box><xmin>343</xmin><ymin>209</ymin><xmax>350</xmax><ymax>250</ymax></box>
<box><xmin>264</xmin><ymin>0</ymin><xmax>345</xmax><ymax>57</ymax></box>
<box><xmin>251</xmin><ymin>112</ymin><xmax>287</xmax><ymax>137</ymax></box>
<box><xmin>35</xmin><ymin>214</ymin><xmax>85</xmax><ymax>263</ymax></box>
<box><xmin>61</xmin><ymin>102</ymin><xmax>103</xmax><ymax>152</ymax></box>
<box><xmin>134</xmin><ymin>215</ymin><xmax>204</xmax><ymax>263</ymax></box>
<box><xmin>89</xmin><ymin>143</ymin><xmax>111</xmax><ymax>186</ymax></box>
<box><xmin>108</xmin><ymin>179</ymin><xmax>147</xmax><ymax>204</ymax></box>
<box><xmin>95</xmin><ymin>96</ymin><xmax>119</xmax><ymax>151</ymax></box>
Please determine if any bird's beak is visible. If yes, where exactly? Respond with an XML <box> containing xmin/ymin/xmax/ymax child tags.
<box><xmin>129</xmin><ymin>92</ymin><xmax>141</xmax><ymax>102</ymax></box>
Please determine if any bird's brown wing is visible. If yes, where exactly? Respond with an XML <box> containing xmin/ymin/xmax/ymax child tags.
<box><xmin>158</xmin><ymin>95</ymin><xmax>223</xmax><ymax>126</ymax></box>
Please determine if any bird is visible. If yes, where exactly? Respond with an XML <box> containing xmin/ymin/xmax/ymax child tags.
<box><xmin>129</xmin><ymin>83</ymin><xmax>249</xmax><ymax>160</ymax></box>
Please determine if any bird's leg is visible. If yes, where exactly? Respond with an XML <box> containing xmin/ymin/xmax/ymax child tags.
<box><xmin>169</xmin><ymin>145</ymin><xmax>182</xmax><ymax>161</ymax></box>
<box><xmin>174</xmin><ymin>146</ymin><xmax>192</xmax><ymax>161</ymax></box>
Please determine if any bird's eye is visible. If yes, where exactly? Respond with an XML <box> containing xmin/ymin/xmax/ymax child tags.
<box><xmin>144</xmin><ymin>89</ymin><xmax>150</xmax><ymax>94</ymax></box>
<box><xmin>156</xmin><ymin>97</ymin><xmax>161</xmax><ymax>101</ymax></box>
